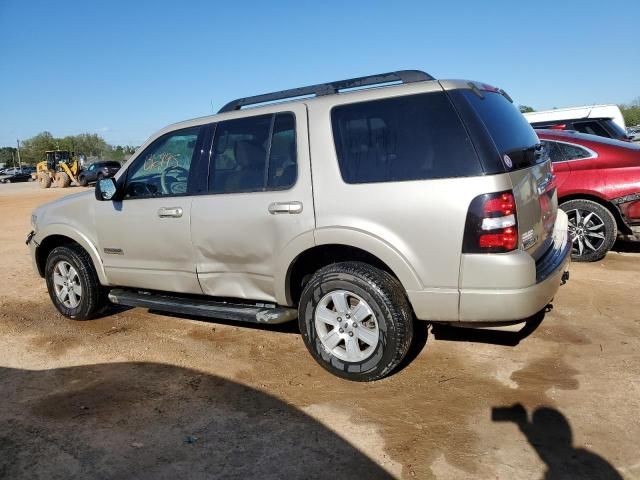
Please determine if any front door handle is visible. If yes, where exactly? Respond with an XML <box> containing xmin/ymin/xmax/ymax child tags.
<box><xmin>268</xmin><ymin>201</ymin><xmax>303</xmax><ymax>215</ymax></box>
<box><xmin>158</xmin><ymin>207</ymin><xmax>183</xmax><ymax>218</ymax></box>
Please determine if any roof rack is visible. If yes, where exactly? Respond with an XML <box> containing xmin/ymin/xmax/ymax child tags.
<box><xmin>218</xmin><ymin>70</ymin><xmax>435</xmax><ymax>113</ymax></box>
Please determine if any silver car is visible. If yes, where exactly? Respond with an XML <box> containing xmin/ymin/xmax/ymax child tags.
<box><xmin>28</xmin><ymin>70</ymin><xmax>570</xmax><ymax>381</ymax></box>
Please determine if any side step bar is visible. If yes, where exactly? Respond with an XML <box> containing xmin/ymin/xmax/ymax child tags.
<box><xmin>108</xmin><ymin>289</ymin><xmax>297</xmax><ymax>324</ymax></box>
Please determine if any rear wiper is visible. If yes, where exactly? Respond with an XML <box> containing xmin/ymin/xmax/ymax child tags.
<box><xmin>498</xmin><ymin>88</ymin><xmax>513</xmax><ymax>103</ymax></box>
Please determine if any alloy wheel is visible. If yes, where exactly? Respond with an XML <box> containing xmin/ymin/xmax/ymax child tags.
<box><xmin>52</xmin><ymin>260</ymin><xmax>82</xmax><ymax>308</ymax></box>
<box><xmin>314</xmin><ymin>289</ymin><xmax>379</xmax><ymax>362</ymax></box>
<box><xmin>566</xmin><ymin>208</ymin><xmax>606</xmax><ymax>257</ymax></box>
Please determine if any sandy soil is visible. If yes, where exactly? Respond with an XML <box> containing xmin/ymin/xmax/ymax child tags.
<box><xmin>1</xmin><ymin>182</ymin><xmax>639</xmax><ymax>479</ymax></box>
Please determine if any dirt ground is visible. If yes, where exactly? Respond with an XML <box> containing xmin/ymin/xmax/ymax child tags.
<box><xmin>1</xmin><ymin>182</ymin><xmax>639</xmax><ymax>479</ymax></box>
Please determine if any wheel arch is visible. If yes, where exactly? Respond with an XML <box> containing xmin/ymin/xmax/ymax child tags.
<box><xmin>559</xmin><ymin>193</ymin><xmax>632</xmax><ymax>235</ymax></box>
<box><xmin>35</xmin><ymin>227</ymin><xmax>109</xmax><ymax>285</ymax></box>
<box><xmin>281</xmin><ymin>234</ymin><xmax>421</xmax><ymax>307</ymax></box>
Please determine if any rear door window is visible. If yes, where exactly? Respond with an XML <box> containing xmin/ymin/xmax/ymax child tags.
<box><xmin>208</xmin><ymin>112</ymin><xmax>297</xmax><ymax>193</ymax></box>
<box><xmin>331</xmin><ymin>92</ymin><xmax>480</xmax><ymax>184</ymax></box>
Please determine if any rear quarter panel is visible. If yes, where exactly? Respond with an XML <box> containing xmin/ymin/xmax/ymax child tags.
<box><xmin>306</xmin><ymin>84</ymin><xmax>514</xmax><ymax>320</ymax></box>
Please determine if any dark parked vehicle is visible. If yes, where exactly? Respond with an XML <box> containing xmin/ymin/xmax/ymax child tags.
<box><xmin>531</xmin><ymin>118</ymin><xmax>630</xmax><ymax>142</ymax></box>
<box><xmin>77</xmin><ymin>161</ymin><xmax>121</xmax><ymax>186</ymax></box>
<box><xmin>0</xmin><ymin>167</ymin><xmax>36</xmax><ymax>183</ymax></box>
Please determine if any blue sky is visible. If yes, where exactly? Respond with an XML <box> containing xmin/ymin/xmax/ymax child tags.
<box><xmin>1</xmin><ymin>0</ymin><xmax>638</xmax><ymax>147</ymax></box>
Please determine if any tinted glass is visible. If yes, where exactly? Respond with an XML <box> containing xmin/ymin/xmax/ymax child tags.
<box><xmin>559</xmin><ymin>143</ymin><xmax>591</xmax><ymax>160</ymax></box>
<box><xmin>541</xmin><ymin>141</ymin><xmax>564</xmax><ymax>163</ymax></box>
<box><xmin>209</xmin><ymin>113</ymin><xmax>296</xmax><ymax>193</ymax></box>
<box><xmin>573</xmin><ymin>121</ymin><xmax>608</xmax><ymax>138</ymax></box>
<box><xmin>125</xmin><ymin>127</ymin><xmax>200</xmax><ymax>198</ymax></box>
<box><xmin>602</xmin><ymin>119</ymin><xmax>629</xmax><ymax>140</ymax></box>
<box><xmin>267</xmin><ymin>113</ymin><xmax>297</xmax><ymax>189</ymax></box>
<box><xmin>463</xmin><ymin>91</ymin><xmax>542</xmax><ymax>169</ymax></box>
<box><xmin>542</xmin><ymin>140</ymin><xmax>594</xmax><ymax>162</ymax></box>
<box><xmin>331</xmin><ymin>92</ymin><xmax>479</xmax><ymax>184</ymax></box>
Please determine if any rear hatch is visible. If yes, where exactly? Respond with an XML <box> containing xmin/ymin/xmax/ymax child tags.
<box><xmin>456</xmin><ymin>88</ymin><xmax>557</xmax><ymax>260</ymax></box>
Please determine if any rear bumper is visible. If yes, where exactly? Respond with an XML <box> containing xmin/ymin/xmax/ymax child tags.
<box><xmin>458</xmin><ymin>210</ymin><xmax>571</xmax><ymax>322</ymax></box>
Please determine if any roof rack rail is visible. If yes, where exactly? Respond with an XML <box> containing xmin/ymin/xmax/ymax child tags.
<box><xmin>218</xmin><ymin>70</ymin><xmax>435</xmax><ymax>113</ymax></box>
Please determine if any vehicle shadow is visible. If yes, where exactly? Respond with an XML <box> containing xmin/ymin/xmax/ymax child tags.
<box><xmin>0</xmin><ymin>363</ymin><xmax>392</xmax><ymax>479</ymax></box>
<box><xmin>612</xmin><ymin>239</ymin><xmax>640</xmax><ymax>254</ymax></box>
<box><xmin>430</xmin><ymin>309</ymin><xmax>546</xmax><ymax>347</ymax></box>
<box><xmin>491</xmin><ymin>403</ymin><xmax>622</xmax><ymax>480</ymax></box>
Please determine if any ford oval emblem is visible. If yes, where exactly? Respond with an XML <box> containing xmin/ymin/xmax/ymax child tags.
<box><xmin>503</xmin><ymin>154</ymin><xmax>513</xmax><ymax>169</ymax></box>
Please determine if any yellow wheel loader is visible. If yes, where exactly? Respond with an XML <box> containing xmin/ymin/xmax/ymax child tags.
<box><xmin>33</xmin><ymin>151</ymin><xmax>83</xmax><ymax>189</ymax></box>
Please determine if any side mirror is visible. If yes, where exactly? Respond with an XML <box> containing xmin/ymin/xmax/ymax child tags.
<box><xmin>95</xmin><ymin>178</ymin><xmax>118</xmax><ymax>201</ymax></box>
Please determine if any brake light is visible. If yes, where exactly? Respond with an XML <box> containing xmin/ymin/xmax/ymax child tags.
<box><xmin>462</xmin><ymin>191</ymin><xmax>518</xmax><ymax>253</ymax></box>
<box><xmin>550</xmin><ymin>124</ymin><xmax>566</xmax><ymax>130</ymax></box>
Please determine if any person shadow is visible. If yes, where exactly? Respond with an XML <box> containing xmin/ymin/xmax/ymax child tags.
<box><xmin>492</xmin><ymin>404</ymin><xmax>622</xmax><ymax>480</ymax></box>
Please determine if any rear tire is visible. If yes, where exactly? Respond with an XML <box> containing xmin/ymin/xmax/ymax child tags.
<box><xmin>560</xmin><ymin>199</ymin><xmax>617</xmax><ymax>262</ymax></box>
<box><xmin>298</xmin><ymin>262</ymin><xmax>414</xmax><ymax>381</ymax></box>
<box><xmin>45</xmin><ymin>245</ymin><xmax>108</xmax><ymax>320</ymax></box>
<box><xmin>55</xmin><ymin>172</ymin><xmax>71</xmax><ymax>188</ymax></box>
<box><xmin>39</xmin><ymin>173</ymin><xmax>52</xmax><ymax>189</ymax></box>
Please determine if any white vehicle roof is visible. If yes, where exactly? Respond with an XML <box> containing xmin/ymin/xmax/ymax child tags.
<box><xmin>523</xmin><ymin>104</ymin><xmax>626</xmax><ymax>131</ymax></box>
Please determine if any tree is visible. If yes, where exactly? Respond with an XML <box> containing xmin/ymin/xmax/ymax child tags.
<box><xmin>18</xmin><ymin>132</ymin><xmax>57</xmax><ymax>165</ymax></box>
<box><xmin>519</xmin><ymin>105</ymin><xmax>535</xmax><ymax>113</ymax></box>
<box><xmin>4</xmin><ymin>132</ymin><xmax>139</xmax><ymax>165</ymax></box>
<box><xmin>0</xmin><ymin>147</ymin><xmax>17</xmax><ymax>167</ymax></box>
<box><xmin>620</xmin><ymin>97</ymin><xmax>640</xmax><ymax>127</ymax></box>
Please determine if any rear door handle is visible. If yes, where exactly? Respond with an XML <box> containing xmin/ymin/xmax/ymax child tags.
<box><xmin>158</xmin><ymin>207</ymin><xmax>183</xmax><ymax>218</ymax></box>
<box><xmin>268</xmin><ymin>201</ymin><xmax>303</xmax><ymax>215</ymax></box>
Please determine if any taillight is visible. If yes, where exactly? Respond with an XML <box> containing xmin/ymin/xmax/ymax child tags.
<box><xmin>550</xmin><ymin>124</ymin><xmax>566</xmax><ymax>130</ymax></box>
<box><xmin>462</xmin><ymin>191</ymin><xmax>518</xmax><ymax>253</ymax></box>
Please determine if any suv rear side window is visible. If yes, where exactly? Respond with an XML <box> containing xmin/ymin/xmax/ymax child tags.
<box><xmin>209</xmin><ymin>112</ymin><xmax>297</xmax><ymax>193</ymax></box>
<box><xmin>331</xmin><ymin>92</ymin><xmax>479</xmax><ymax>184</ymax></box>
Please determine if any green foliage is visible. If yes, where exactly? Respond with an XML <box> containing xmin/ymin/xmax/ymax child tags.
<box><xmin>519</xmin><ymin>105</ymin><xmax>535</xmax><ymax>113</ymax></box>
<box><xmin>0</xmin><ymin>147</ymin><xmax>18</xmax><ymax>167</ymax></box>
<box><xmin>620</xmin><ymin>98</ymin><xmax>640</xmax><ymax>127</ymax></box>
<box><xmin>10</xmin><ymin>132</ymin><xmax>137</xmax><ymax>165</ymax></box>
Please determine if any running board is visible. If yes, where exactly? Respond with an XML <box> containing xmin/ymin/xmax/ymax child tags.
<box><xmin>108</xmin><ymin>289</ymin><xmax>297</xmax><ymax>324</ymax></box>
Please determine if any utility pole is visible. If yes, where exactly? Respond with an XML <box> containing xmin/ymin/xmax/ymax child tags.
<box><xmin>16</xmin><ymin>139</ymin><xmax>22</xmax><ymax>170</ymax></box>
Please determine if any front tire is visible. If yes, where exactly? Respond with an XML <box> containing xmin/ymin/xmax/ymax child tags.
<box><xmin>561</xmin><ymin>199</ymin><xmax>617</xmax><ymax>262</ymax></box>
<box><xmin>298</xmin><ymin>262</ymin><xmax>414</xmax><ymax>381</ymax></box>
<box><xmin>45</xmin><ymin>245</ymin><xmax>108</xmax><ymax>320</ymax></box>
<box><xmin>78</xmin><ymin>174</ymin><xmax>88</xmax><ymax>187</ymax></box>
<box><xmin>55</xmin><ymin>172</ymin><xmax>71</xmax><ymax>188</ymax></box>
<box><xmin>39</xmin><ymin>173</ymin><xmax>52</xmax><ymax>189</ymax></box>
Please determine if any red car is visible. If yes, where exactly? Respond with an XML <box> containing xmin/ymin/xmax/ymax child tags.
<box><xmin>536</xmin><ymin>129</ymin><xmax>640</xmax><ymax>261</ymax></box>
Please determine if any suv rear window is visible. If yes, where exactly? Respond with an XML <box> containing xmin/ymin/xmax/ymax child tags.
<box><xmin>462</xmin><ymin>91</ymin><xmax>542</xmax><ymax>169</ymax></box>
<box><xmin>331</xmin><ymin>92</ymin><xmax>480</xmax><ymax>184</ymax></box>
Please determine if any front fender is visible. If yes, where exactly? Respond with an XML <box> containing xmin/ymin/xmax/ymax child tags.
<box><xmin>34</xmin><ymin>224</ymin><xmax>110</xmax><ymax>285</ymax></box>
